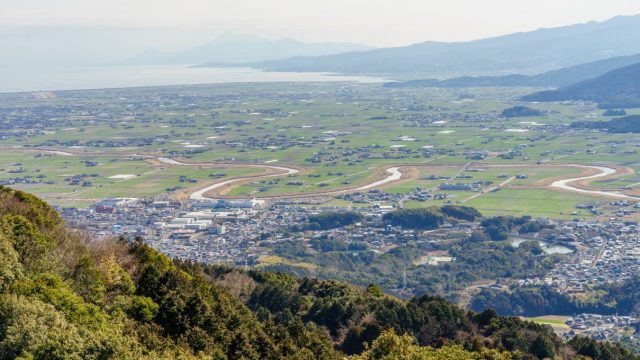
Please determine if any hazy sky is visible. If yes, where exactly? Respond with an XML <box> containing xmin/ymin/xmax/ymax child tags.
<box><xmin>2</xmin><ymin>0</ymin><xmax>640</xmax><ymax>46</ymax></box>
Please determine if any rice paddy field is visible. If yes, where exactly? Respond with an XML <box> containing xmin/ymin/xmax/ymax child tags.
<box><xmin>2</xmin><ymin>82</ymin><xmax>639</xmax><ymax>217</ymax></box>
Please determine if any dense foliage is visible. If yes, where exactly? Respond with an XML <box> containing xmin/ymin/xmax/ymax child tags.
<box><xmin>264</xmin><ymin>233</ymin><xmax>557</xmax><ymax>298</ymax></box>
<box><xmin>477</xmin><ymin>216</ymin><xmax>548</xmax><ymax>241</ymax></box>
<box><xmin>383</xmin><ymin>208</ymin><xmax>445</xmax><ymax>229</ymax></box>
<box><xmin>571</xmin><ymin>115</ymin><xmax>640</xmax><ymax>133</ymax></box>
<box><xmin>501</xmin><ymin>106</ymin><xmax>543</xmax><ymax>118</ymax></box>
<box><xmin>270</xmin><ymin>212</ymin><xmax>559</xmax><ymax>300</ymax></box>
<box><xmin>0</xmin><ymin>186</ymin><xmax>340</xmax><ymax>359</ymax></box>
<box><xmin>309</xmin><ymin>236</ymin><xmax>349</xmax><ymax>252</ymax></box>
<box><xmin>603</xmin><ymin>109</ymin><xmax>627</xmax><ymax>116</ymax></box>
<box><xmin>440</xmin><ymin>205</ymin><xmax>482</xmax><ymax>222</ymax></box>
<box><xmin>350</xmin><ymin>330</ymin><xmax>513</xmax><ymax>360</ymax></box>
<box><xmin>305</xmin><ymin>211</ymin><xmax>363</xmax><ymax>230</ymax></box>
<box><xmin>471</xmin><ymin>276</ymin><xmax>640</xmax><ymax>317</ymax></box>
<box><xmin>471</xmin><ymin>285</ymin><xmax>579</xmax><ymax>317</ymax></box>
<box><xmin>0</xmin><ymin>186</ymin><xmax>637</xmax><ymax>359</ymax></box>
<box><xmin>303</xmin><ymin>206</ymin><xmax>481</xmax><ymax>233</ymax></box>
<box><xmin>523</xmin><ymin>62</ymin><xmax>640</xmax><ymax>108</ymax></box>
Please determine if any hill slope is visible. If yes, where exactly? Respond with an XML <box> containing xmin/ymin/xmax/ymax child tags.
<box><xmin>385</xmin><ymin>53</ymin><xmax>640</xmax><ymax>88</ymax></box>
<box><xmin>219</xmin><ymin>15</ymin><xmax>640</xmax><ymax>77</ymax></box>
<box><xmin>571</xmin><ymin>115</ymin><xmax>640</xmax><ymax>133</ymax></box>
<box><xmin>522</xmin><ymin>62</ymin><xmax>640</xmax><ymax>108</ymax></box>
<box><xmin>0</xmin><ymin>186</ymin><xmax>636</xmax><ymax>359</ymax></box>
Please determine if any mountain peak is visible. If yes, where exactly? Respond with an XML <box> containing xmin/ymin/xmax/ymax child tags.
<box><xmin>121</xmin><ymin>33</ymin><xmax>372</xmax><ymax>65</ymax></box>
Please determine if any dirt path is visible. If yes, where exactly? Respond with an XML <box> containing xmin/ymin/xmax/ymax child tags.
<box><xmin>548</xmin><ymin>165</ymin><xmax>638</xmax><ymax>200</ymax></box>
<box><xmin>8</xmin><ymin>147</ymin><xmax>638</xmax><ymax>201</ymax></box>
<box><xmin>152</xmin><ymin>157</ymin><xmax>301</xmax><ymax>200</ymax></box>
<box><xmin>463</xmin><ymin>163</ymin><xmax>637</xmax><ymax>200</ymax></box>
<box><xmin>197</xmin><ymin>166</ymin><xmax>404</xmax><ymax>201</ymax></box>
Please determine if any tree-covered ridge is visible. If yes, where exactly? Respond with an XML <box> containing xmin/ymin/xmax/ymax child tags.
<box><xmin>306</xmin><ymin>211</ymin><xmax>363</xmax><ymax>230</ymax></box>
<box><xmin>0</xmin><ymin>186</ymin><xmax>637</xmax><ymax>359</ymax></box>
<box><xmin>501</xmin><ymin>106</ymin><xmax>543</xmax><ymax>118</ymax></box>
<box><xmin>471</xmin><ymin>276</ymin><xmax>640</xmax><ymax>318</ymax></box>
<box><xmin>381</xmin><ymin>205</ymin><xmax>482</xmax><ymax>230</ymax></box>
<box><xmin>383</xmin><ymin>53</ymin><xmax>640</xmax><ymax>89</ymax></box>
<box><xmin>603</xmin><ymin>109</ymin><xmax>627</xmax><ymax>117</ymax></box>
<box><xmin>441</xmin><ymin>205</ymin><xmax>483</xmax><ymax>222</ymax></box>
<box><xmin>522</xmin><ymin>62</ymin><xmax>640</xmax><ymax>109</ymax></box>
<box><xmin>0</xmin><ymin>186</ymin><xmax>337</xmax><ymax>359</ymax></box>
<box><xmin>571</xmin><ymin>115</ymin><xmax>640</xmax><ymax>133</ymax></box>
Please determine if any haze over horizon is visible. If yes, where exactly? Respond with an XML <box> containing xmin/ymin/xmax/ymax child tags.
<box><xmin>2</xmin><ymin>0</ymin><xmax>640</xmax><ymax>48</ymax></box>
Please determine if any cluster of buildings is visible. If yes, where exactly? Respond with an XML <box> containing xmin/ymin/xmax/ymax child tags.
<box><xmin>532</xmin><ymin>221</ymin><xmax>640</xmax><ymax>294</ymax></box>
<box><xmin>62</xmin><ymin>197</ymin><xmax>260</xmax><ymax>264</ymax></box>
<box><xmin>506</xmin><ymin>218</ymin><xmax>640</xmax><ymax>345</ymax></box>
<box><xmin>59</xmin><ymin>192</ymin><xmax>468</xmax><ymax>267</ymax></box>
<box><xmin>563</xmin><ymin>314</ymin><xmax>640</xmax><ymax>345</ymax></box>
<box><xmin>0</xmin><ymin>174</ymin><xmax>50</xmax><ymax>186</ymax></box>
<box><xmin>337</xmin><ymin>188</ymin><xmax>446</xmax><ymax>204</ymax></box>
<box><xmin>57</xmin><ymin>188</ymin><xmax>640</xmax><ymax>346</ymax></box>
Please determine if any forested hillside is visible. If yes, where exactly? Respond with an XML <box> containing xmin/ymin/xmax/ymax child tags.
<box><xmin>571</xmin><ymin>115</ymin><xmax>640</xmax><ymax>133</ymax></box>
<box><xmin>471</xmin><ymin>277</ymin><xmax>640</xmax><ymax>318</ymax></box>
<box><xmin>523</xmin><ymin>63</ymin><xmax>640</xmax><ymax>108</ymax></box>
<box><xmin>0</xmin><ymin>186</ymin><xmax>637</xmax><ymax>359</ymax></box>
<box><xmin>384</xmin><ymin>53</ymin><xmax>640</xmax><ymax>89</ymax></box>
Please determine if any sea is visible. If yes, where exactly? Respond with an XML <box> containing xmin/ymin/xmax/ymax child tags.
<box><xmin>0</xmin><ymin>65</ymin><xmax>387</xmax><ymax>93</ymax></box>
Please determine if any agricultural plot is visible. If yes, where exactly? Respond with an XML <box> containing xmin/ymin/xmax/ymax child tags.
<box><xmin>464</xmin><ymin>189</ymin><xmax>605</xmax><ymax>218</ymax></box>
<box><xmin>0</xmin><ymin>152</ymin><xmax>263</xmax><ymax>206</ymax></box>
<box><xmin>1</xmin><ymin>82</ymin><xmax>639</xmax><ymax>217</ymax></box>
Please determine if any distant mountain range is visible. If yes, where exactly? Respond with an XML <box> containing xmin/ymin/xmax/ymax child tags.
<box><xmin>522</xmin><ymin>62</ymin><xmax>640</xmax><ymax>108</ymax></box>
<box><xmin>123</xmin><ymin>33</ymin><xmax>372</xmax><ymax>65</ymax></box>
<box><xmin>207</xmin><ymin>15</ymin><xmax>640</xmax><ymax>77</ymax></box>
<box><xmin>385</xmin><ymin>53</ymin><xmax>640</xmax><ymax>88</ymax></box>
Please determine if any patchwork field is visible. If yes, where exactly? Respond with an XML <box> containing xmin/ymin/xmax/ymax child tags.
<box><xmin>2</xmin><ymin>82</ymin><xmax>639</xmax><ymax>217</ymax></box>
